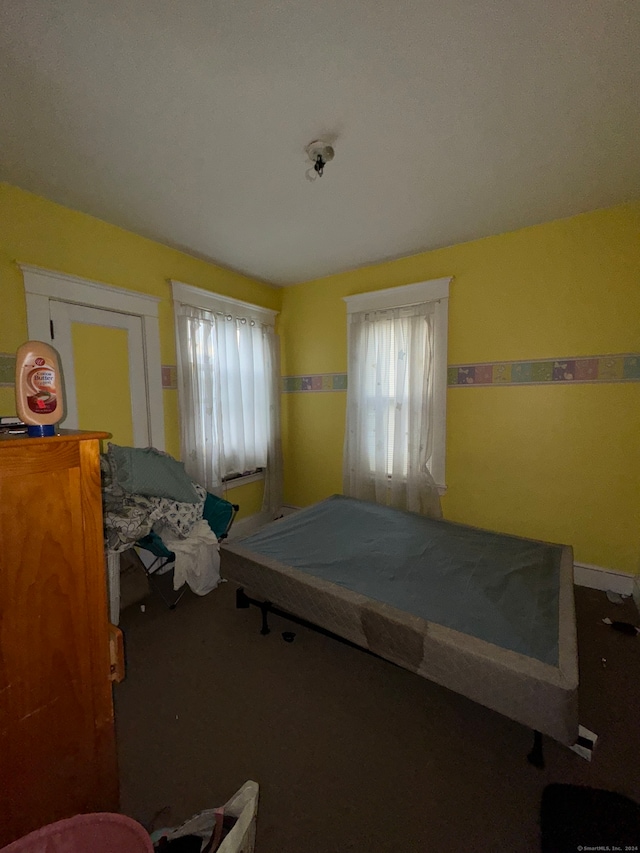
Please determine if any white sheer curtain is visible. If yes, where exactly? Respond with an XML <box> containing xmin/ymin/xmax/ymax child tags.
<box><xmin>261</xmin><ymin>323</ymin><xmax>283</xmax><ymax>515</ymax></box>
<box><xmin>176</xmin><ymin>305</ymin><xmax>282</xmax><ymax>515</ymax></box>
<box><xmin>343</xmin><ymin>303</ymin><xmax>442</xmax><ymax>518</ymax></box>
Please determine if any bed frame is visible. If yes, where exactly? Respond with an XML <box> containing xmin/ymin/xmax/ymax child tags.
<box><xmin>221</xmin><ymin>507</ymin><xmax>579</xmax><ymax>766</ymax></box>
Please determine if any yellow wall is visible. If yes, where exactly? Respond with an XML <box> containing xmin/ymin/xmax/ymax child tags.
<box><xmin>3</xmin><ymin>183</ymin><xmax>638</xmax><ymax>568</ymax></box>
<box><xmin>281</xmin><ymin>203</ymin><xmax>640</xmax><ymax>573</ymax></box>
<box><xmin>0</xmin><ymin>182</ymin><xmax>280</xmax><ymax>516</ymax></box>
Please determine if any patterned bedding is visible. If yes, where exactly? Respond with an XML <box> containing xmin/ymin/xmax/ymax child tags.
<box><xmin>101</xmin><ymin>454</ymin><xmax>206</xmax><ymax>553</ymax></box>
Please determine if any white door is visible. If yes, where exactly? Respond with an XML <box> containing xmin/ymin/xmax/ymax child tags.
<box><xmin>49</xmin><ymin>302</ymin><xmax>150</xmax><ymax>447</ymax></box>
<box><xmin>22</xmin><ymin>264</ymin><xmax>165</xmax><ymax>451</ymax></box>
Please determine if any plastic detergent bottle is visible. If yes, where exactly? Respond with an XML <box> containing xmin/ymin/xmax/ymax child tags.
<box><xmin>15</xmin><ymin>341</ymin><xmax>65</xmax><ymax>437</ymax></box>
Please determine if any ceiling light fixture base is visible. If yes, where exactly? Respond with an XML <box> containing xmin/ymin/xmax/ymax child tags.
<box><xmin>305</xmin><ymin>140</ymin><xmax>335</xmax><ymax>181</ymax></box>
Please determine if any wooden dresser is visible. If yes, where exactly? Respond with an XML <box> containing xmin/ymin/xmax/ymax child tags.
<box><xmin>0</xmin><ymin>430</ymin><xmax>119</xmax><ymax>846</ymax></box>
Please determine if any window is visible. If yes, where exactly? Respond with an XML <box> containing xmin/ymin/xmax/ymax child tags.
<box><xmin>360</xmin><ymin>305</ymin><xmax>427</xmax><ymax>477</ymax></box>
<box><xmin>343</xmin><ymin>278</ymin><xmax>450</xmax><ymax>516</ymax></box>
<box><xmin>172</xmin><ymin>280</ymin><xmax>282</xmax><ymax>513</ymax></box>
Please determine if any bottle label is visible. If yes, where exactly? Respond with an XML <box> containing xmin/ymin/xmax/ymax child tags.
<box><xmin>26</xmin><ymin>364</ymin><xmax>57</xmax><ymax>414</ymax></box>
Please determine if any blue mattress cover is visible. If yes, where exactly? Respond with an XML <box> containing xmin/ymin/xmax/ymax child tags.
<box><xmin>239</xmin><ymin>495</ymin><xmax>561</xmax><ymax>665</ymax></box>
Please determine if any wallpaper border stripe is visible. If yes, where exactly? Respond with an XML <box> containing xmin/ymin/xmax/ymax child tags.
<box><xmin>283</xmin><ymin>354</ymin><xmax>640</xmax><ymax>392</ymax></box>
<box><xmin>0</xmin><ymin>353</ymin><xmax>15</xmax><ymax>387</ymax></box>
<box><xmin>0</xmin><ymin>354</ymin><xmax>180</xmax><ymax>390</ymax></box>
<box><xmin>448</xmin><ymin>353</ymin><xmax>640</xmax><ymax>387</ymax></box>
<box><xmin>161</xmin><ymin>365</ymin><xmax>178</xmax><ymax>390</ymax></box>
<box><xmin>283</xmin><ymin>373</ymin><xmax>347</xmax><ymax>393</ymax></box>
<box><xmin>3</xmin><ymin>352</ymin><xmax>639</xmax><ymax>394</ymax></box>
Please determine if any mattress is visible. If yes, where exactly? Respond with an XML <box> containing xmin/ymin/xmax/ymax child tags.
<box><xmin>221</xmin><ymin>495</ymin><xmax>579</xmax><ymax>745</ymax></box>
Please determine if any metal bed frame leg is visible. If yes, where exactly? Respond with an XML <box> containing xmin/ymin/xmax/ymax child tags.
<box><xmin>236</xmin><ymin>587</ymin><xmax>272</xmax><ymax>635</ymax></box>
<box><xmin>527</xmin><ymin>730</ymin><xmax>545</xmax><ymax>768</ymax></box>
<box><xmin>259</xmin><ymin>601</ymin><xmax>272</xmax><ymax>635</ymax></box>
<box><xmin>236</xmin><ymin>587</ymin><xmax>251</xmax><ymax>609</ymax></box>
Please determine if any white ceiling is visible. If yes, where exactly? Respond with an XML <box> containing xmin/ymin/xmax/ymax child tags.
<box><xmin>1</xmin><ymin>1</ymin><xmax>639</xmax><ymax>286</ymax></box>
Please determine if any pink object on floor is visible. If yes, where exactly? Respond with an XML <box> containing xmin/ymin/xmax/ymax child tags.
<box><xmin>0</xmin><ymin>813</ymin><xmax>153</xmax><ymax>853</ymax></box>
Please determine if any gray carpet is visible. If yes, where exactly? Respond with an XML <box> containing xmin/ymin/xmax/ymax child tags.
<box><xmin>115</xmin><ymin>577</ymin><xmax>640</xmax><ymax>852</ymax></box>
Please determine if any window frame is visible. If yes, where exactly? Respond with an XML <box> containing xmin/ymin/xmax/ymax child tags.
<box><xmin>171</xmin><ymin>280</ymin><xmax>278</xmax><ymax>486</ymax></box>
<box><xmin>343</xmin><ymin>277</ymin><xmax>451</xmax><ymax>492</ymax></box>
<box><xmin>171</xmin><ymin>280</ymin><xmax>278</xmax><ymax>327</ymax></box>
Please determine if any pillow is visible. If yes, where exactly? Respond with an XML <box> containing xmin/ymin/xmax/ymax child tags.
<box><xmin>108</xmin><ymin>444</ymin><xmax>201</xmax><ymax>504</ymax></box>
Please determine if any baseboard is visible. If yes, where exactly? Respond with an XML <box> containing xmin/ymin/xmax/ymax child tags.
<box><xmin>228</xmin><ymin>510</ymin><xmax>273</xmax><ymax>540</ymax></box>
<box><xmin>573</xmin><ymin>562</ymin><xmax>635</xmax><ymax>596</ymax></box>
<box><xmin>281</xmin><ymin>504</ymin><xmax>301</xmax><ymax>516</ymax></box>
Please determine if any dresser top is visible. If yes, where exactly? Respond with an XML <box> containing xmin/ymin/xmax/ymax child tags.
<box><xmin>0</xmin><ymin>429</ymin><xmax>111</xmax><ymax>447</ymax></box>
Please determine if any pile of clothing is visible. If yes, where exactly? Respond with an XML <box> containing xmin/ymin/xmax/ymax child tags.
<box><xmin>101</xmin><ymin>444</ymin><xmax>221</xmax><ymax>596</ymax></box>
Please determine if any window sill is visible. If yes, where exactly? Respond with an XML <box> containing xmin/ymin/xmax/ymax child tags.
<box><xmin>364</xmin><ymin>475</ymin><xmax>448</xmax><ymax>497</ymax></box>
<box><xmin>223</xmin><ymin>470</ymin><xmax>265</xmax><ymax>488</ymax></box>
<box><xmin>362</xmin><ymin>471</ymin><xmax>447</xmax><ymax>497</ymax></box>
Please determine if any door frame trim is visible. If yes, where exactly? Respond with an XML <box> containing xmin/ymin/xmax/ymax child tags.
<box><xmin>50</xmin><ymin>302</ymin><xmax>150</xmax><ymax>447</ymax></box>
<box><xmin>20</xmin><ymin>263</ymin><xmax>165</xmax><ymax>450</ymax></box>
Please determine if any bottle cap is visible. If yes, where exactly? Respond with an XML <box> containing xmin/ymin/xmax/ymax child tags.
<box><xmin>27</xmin><ymin>424</ymin><xmax>56</xmax><ymax>437</ymax></box>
